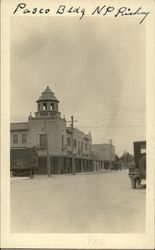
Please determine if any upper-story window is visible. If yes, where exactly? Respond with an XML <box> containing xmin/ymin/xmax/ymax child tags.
<box><xmin>78</xmin><ymin>141</ymin><xmax>80</xmax><ymax>151</ymax></box>
<box><xmin>22</xmin><ymin>133</ymin><xmax>27</xmax><ymax>144</ymax></box>
<box><xmin>62</xmin><ymin>134</ymin><xmax>64</xmax><ymax>148</ymax></box>
<box><xmin>67</xmin><ymin>137</ymin><xmax>71</xmax><ymax>146</ymax></box>
<box><xmin>51</xmin><ymin>103</ymin><xmax>54</xmax><ymax>110</ymax></box>
<box><xmin>85</xmin><ymin>143</ymin><xmax>88</xmax><ymax>151</ymax></box>
<box><xmin>39</xmin><ymin>134</ymin><xmax>46</xmax><ymax>149</ymax></box>
<box><xmin>13</xmin><ymin>134</ymin><xmax>18</xmax><ymax>144</ymax></box>
<box><xmin>81</xmin><ymin>141</ymin><xmax>83</xmax><ymax>151</ymax></box>
<box><xmin>74</xmin><ymin>139</ymin><xmax>77</xmax><ymax>148</ymax></box>
<box><xmin>43</xmin><ymin>103</ymin><xmax>47</xmax><ymax>110</ymax></box>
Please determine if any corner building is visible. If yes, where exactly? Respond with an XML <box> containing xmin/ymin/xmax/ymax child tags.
<box><xmin>10</xmin><ymin>86</ymin><xmax>93</xmax><ymax>174</ymax></box>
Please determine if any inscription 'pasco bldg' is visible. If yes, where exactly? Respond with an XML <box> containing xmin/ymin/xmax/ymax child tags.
<box><xmin>10</xmin><ymin>86</ymin><xmax>93</xmax><ymax>174</ymax></box>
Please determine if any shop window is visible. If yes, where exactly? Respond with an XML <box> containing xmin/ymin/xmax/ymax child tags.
<box><xmin>13</xmin><ymin>134</ymin><xmax>18</xmax><ymax>144</ymax></box>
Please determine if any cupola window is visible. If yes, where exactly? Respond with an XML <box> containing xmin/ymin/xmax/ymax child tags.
<box><xmin>43</xmin><ymin>103</ymin><xmax>47</xmax><ymax>110</ymax></box>
<box><xmin>51</xmin><ymin>103</ymin><xmax>54</xmax><ymax>110</ymax></box>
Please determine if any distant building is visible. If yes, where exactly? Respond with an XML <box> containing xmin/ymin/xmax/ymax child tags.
<box><xmin>92</xmin><ymin>143</ymin><xmax>115</xmax><ymax>170</ymax></box>
<box><xmin>10</xmin><ymin>86</ymin><xmax>93</xmax><ymax>174</ymax></box>
<box><xmin>92</xmin><ymin>143</ymin><xmax>115</xmax><ymax>161</ymax></box>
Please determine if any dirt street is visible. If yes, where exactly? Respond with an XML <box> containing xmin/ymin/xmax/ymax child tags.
<box><xmin>11</xmin><ymin>169</ymin><xmax>146</xmax><ymax>233</ymax></box>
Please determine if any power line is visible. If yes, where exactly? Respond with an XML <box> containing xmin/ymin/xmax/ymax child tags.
<box><xmin>75</xmin><ymin>116</ymin><xmax>145</xmax><ymax>120</ymax></box>
<box><xmin>76</xmin><ymin>125</ymin><xmax>145</xmax><ymax>128</ymax></box>
<box><xmin>76</xmin><ymin>117</ymin><xmax>145</xmax><ymax>120</ymax></box>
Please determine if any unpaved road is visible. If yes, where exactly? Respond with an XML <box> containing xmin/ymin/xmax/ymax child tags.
<box><xmin>11</xmin><ymin>169</ymin><xmax>146</xmax><ymax>233</ymax></box>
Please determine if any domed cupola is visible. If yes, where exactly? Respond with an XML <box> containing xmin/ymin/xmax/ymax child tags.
<box><xmin>35</xmin><ymin>86</ymin><xmax>61</xmax><ymax>118</ymax></box>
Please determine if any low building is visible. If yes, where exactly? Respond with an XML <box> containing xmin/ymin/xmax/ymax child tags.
<box><xmin>10</xmin><ymin>86</ymin><xmax>93</xmax><ymax>174</ymax></box>
<box><xmin>92</xmin><ymin>143</ymin><xmax>115</xmax><ymax>170</ymax></box>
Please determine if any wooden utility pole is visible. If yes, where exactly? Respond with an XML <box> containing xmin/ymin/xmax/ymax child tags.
<box><xmin>44</xmin><ymin>119</ymin><xmax>51</xmax><ymax>177</ymax></box>
<box><xmin>71</xmin><ymin>116</ymin><xmax>76</xmax><ymax>175</ymax></box>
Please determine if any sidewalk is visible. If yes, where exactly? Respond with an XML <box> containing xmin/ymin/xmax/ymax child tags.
<box><xmin>10</xmin><ymin>169</ymin><xmax>114</xmax><ymax>182</ymax></box>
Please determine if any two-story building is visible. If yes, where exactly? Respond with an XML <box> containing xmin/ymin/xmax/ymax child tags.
<box><xmin>10</xmin><ymin>86</ymin><xmax>93</xmax><ymax>174</ymax></box>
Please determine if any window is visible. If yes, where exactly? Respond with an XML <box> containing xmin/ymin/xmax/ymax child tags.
<box><xmin>78</xmin><ymin>141</ymin><xmax>80</xmax><ymax>151</ymax></box>
<box><xmin>67</xmin><ymin>137</ymin><xmax>70</xmax><ymax>146</ymax></box>
<box><xmin>140</xmin><ymin>148</ymin><xmax>146</xmax><ymax>154</ymax></box>
<box><xmin>74</xmin><ymin>139</ymin><xmax>77</xmax><ymax>148</ymax></box>
<box><xmin>43</xmin><ymin>103</ymin><xmax>47</xmax><ymax>110</ymax></box>
<box><xmin>85</xmin><ymin>143</ymin><xmax>87</xmax><ymax>151</ymax></box>
<box><xmin>140</xmin><ymin>144</ymin><xmax>146</xmax><ymax>154</ymax></box>
<box><xmin>39</xmin><ymin>134</ymin><xmax>46</xmax><ymax>149</ymax></box>
<box><xmin>51</xmin><ymin>103</ymin><xmax>54</xmax><ymax>110</ymax></box>
<box><xmin>81</xmin><ymin>141</ymin><xmax>83</xmax><ymax>151</ymax></box>
<box><xmin>22</xmin><ymin>133</ymin><xmax>27</xmax><ymax>144</ymax></box>
<box><xmin>62</xmin><ymin>134</ymin><xmax>64</xmax><ymax>148</ymax></box>
<box><xmin>13</xmin><ymin>134</ymin><xmax>18</xmax><ymax>144</ymax></box>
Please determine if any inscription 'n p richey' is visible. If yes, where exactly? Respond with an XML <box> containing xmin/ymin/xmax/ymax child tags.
<box><xmin>91</xmin><ymin>5</ymin><xmax>150</xmax><ymax>24</ymax></box>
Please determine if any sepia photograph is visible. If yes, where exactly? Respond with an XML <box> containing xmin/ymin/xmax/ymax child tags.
<box><xmin>10</xmin><ymin>15</ymin><xmax>146</xmax><ymax>233</ymax></box>
<box><xmin>1</xmin><ymin>0</ymin><xmax>155</xmax><ymax>249</ymax></box>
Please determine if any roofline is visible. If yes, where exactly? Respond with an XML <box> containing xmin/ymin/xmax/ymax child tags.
<box><xmin>10</xmin><ymin>122</ymin><xmax>28</xmax><ymax>125</ymax></box>
<box><xmin>10</xmin><ymin>122</ymin><xmax>28</xmax><ymax>131</ymax></box>
<box><xmin>92</xmin><ymin>143</ymin><xmax>114</xmax><ymax>146</ymax></box>
<box><xmin>36</xmin><ymin>99</ymin><xmax>59</xmax><ymax>103</ymax></box>
<box><xmin>11</xmin><ymin>129</ymin><xmax>28</xmax><ymax>132</ymax></box>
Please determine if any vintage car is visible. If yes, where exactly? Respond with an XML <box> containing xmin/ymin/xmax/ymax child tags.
<box><xmin>128</xmin><ymin>141</ymin><xmax>146</xmax><ymax>189</ymax></box>
<box><xmin>11</xmin><ymin>147</ymin><xmax>38</xmax><ymax>177</ymax></box>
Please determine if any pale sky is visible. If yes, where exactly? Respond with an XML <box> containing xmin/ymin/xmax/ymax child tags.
<box><xmin>10</xmin><ymin>16</ymin><xmax>146</xmax><ymax>156</ymax></box>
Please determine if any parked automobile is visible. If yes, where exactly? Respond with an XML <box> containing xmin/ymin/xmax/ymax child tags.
<box><xmin>128</xmin><ymin>141</ymin><xmax>146</xmax><ymax>189</ymax></box>
<box><xmin>10</xmin><ymin>147</ymin><xmax>38</xmax><ymax>177</ymax></box>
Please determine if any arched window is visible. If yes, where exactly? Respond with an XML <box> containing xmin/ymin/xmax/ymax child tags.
<box><xmin>43</xmin><ymin>103</ymin><xmax>47</xmax><ymax>110</ymax></box>
<box><xmin>51</xmin><ymin>103</ymin><xmax>54</xmax><ymax>110</ymax></box>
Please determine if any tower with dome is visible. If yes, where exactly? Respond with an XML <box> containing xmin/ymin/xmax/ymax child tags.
<box><xmin>10</xmin><ymin>86</ymin><xmax>93</xmax><ymax>174</ymax></box>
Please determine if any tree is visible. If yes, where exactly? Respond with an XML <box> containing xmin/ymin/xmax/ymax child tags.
<box><xmin>120</xmin><ymin>151</ymin><xmax>134</xmax><ymax>164</ymax></box>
